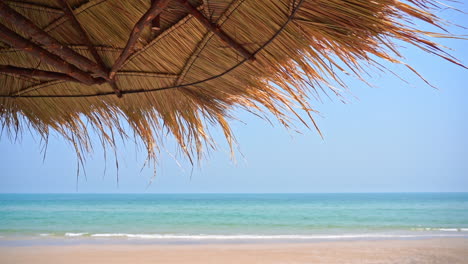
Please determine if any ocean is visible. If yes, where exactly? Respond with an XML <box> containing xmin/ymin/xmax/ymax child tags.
<box><xmin>0</xmin><ymin>193</ymin><xmax>467</xmax><ymax>244</ymax></box>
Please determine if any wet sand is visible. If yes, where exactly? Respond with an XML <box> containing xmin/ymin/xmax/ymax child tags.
<box><xmin>1</xmin><ymin>238</ymin><xmax>467</xmax><ymax>264</ymax></box>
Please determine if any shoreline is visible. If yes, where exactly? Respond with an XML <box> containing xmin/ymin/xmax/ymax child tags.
<box><xmin>1</xmin><ymin>232</ymin><xmax>468</xmax><ymax>247</ymax></box>
<box><xmin>1</xmin><ymin>238</ymin><xmax>467</xmax><ymax>264</ymax></box>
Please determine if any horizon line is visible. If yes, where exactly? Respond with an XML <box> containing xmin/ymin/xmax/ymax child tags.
<box><xmin>1</xmin><ymin>191</ymin><xmax>467</xmax><ymax>195</ymax></box>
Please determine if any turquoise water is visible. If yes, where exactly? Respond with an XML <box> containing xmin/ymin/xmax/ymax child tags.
<box><xmin>1</xmin><ymin>193</ymin><xmax>467</xmax><ymax>242</ymax></box>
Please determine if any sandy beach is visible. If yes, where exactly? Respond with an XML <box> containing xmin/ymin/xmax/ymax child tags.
<box><xmin>1</xmin><ymin>238</ymin><xmax>467</xmax><ymax>264</ymax></box>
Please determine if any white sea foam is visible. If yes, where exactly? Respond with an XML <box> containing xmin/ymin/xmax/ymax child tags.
<box><xmin>86</xmin><ymin>233</ymin><xmax>467</xmax><ymax>240</ymax></box>
<box><xmin>53</xmin><ymin>228</ymin><xmax>468</xmax><ymax>240</ymax></box>
<box><xmin>412</xmin><ymin>228</ymin><xmax>468</xmax><ymax>232</ymax></box>
<box><xmin>65</xmin><ymin>232</ymin><xmax>88</xmax><ymax>237</ymax></box>
<box><xmin>39</xmin><ymin>233</ymin><xmax>50</xmax><ymax>237</ymax></box>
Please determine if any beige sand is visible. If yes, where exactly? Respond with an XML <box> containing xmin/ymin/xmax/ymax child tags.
<box><xmin>1</xmin><ymin>238</ymin><xmax>467</xmax><ymax>264</ymax></box>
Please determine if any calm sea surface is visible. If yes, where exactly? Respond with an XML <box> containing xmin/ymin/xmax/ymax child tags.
<box><xmin>0</xmin><ymin>193</ymin><xmax>467</xmax><ymax>243</ymax></box>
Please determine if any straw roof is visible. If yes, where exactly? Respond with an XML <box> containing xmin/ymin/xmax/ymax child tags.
<box><xmin>0</xmin><ymin>0</ymin><xmax>465</xmax><ymax>168</ymax></box>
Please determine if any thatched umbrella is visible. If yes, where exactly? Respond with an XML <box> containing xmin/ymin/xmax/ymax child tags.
<box><xmin>0</xmin><ymin>0</ymin><xmax>465</xmax><ymax>169</ymax></box>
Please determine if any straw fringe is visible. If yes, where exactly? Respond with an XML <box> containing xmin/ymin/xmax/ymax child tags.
<box><xmin>0</xmin><ymin>0</ymin><xmax>465</xmax><ymax>171</ymax></box>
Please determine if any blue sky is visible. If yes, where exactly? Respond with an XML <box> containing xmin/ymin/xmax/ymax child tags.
<box><xmin>1</xmin><ymin>8</ymin><xmax>467</xmax><ymax>193</ymax></box>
